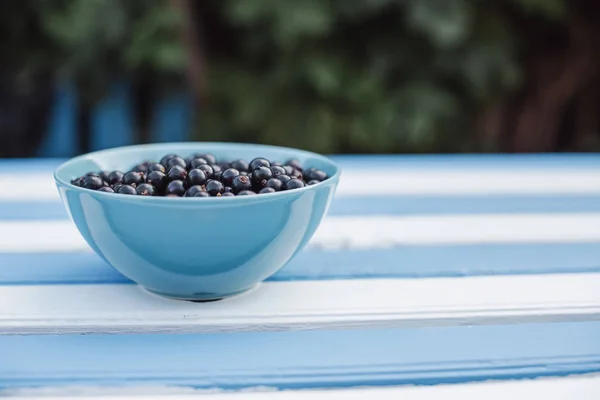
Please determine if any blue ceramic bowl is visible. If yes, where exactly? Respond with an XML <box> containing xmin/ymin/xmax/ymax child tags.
<box><xmin>54</xmin><ymin>142</ymin><xmax>340</xmax><ymax>301</ymax></box>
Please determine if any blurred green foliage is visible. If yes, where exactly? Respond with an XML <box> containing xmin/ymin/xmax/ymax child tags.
<box><xmin>1</xmin><ymin>0</ymin><xmax>185</xmax><ymax>104</ymax></box>
<box><xmin>197</xmin><ymin>0</ymin><xmax>567</xmax><ymax>153</ymax></box>
<box><xmin>1</xmin><ymin>0</ymin><xmax>570</xmax><ymax>153</ymax></box>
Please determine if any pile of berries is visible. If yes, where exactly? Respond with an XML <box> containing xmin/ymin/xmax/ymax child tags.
<box><xmin>70</xmin><ymin>153</ymin><xmax>329</xmax><ymax>197</ymax></box>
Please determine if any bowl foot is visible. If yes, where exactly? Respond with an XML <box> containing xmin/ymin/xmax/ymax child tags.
<box><xmin>141</xmin><ymin>284</ymin><xmax>260</xmax><ymax>302</ymax></box>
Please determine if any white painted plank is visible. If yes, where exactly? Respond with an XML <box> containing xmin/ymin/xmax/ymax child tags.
<box><xmin>338</xmin><ymin>170</ymin><xmax>600</xmax><ymax>196</ymax></box>
<box><xmin>0</xmin><ymin>174</ymin><xmax>57</xmax><ymax>201</ymax></box>
<box><xmin>2</xmin><ymin>214</ymin><xmax>600</xmax><ymax>253</ymax></box>
<box><xmin>5</xmin><ymin>374</ymin><xmax>600</xmax><ymax>399</ymax></box>
<box><xmin>6</xmin><ymin>170</ymin><xmax>600</xmax><ymax>201</ymax></box>
<box><xmin>2</xmin><ymin>273</ymin><xmax>600</xmax><ymax>334</ymax></box>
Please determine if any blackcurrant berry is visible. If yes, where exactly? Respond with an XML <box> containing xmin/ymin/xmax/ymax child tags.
<box><xmin>118</xmin><ymin>185</ymin><xmax>137</xmax><ymax>195</ymax></box>
<box><xmin>187</xmin><ymin>169</ymin><xmax>208</xmax><ymax>186</ymax></box>
<box><xmin>122</xmin><ymin>171</ymin><xmax>145</xmax><ymax>187</ymax></box>
<box><xmin>205</xmin><ymin>180</ymin><xmax>225</xmax><ymax>196</ymax></box>
<box><xmin>284</xmin><ymin>178</ymin><xmax>305</xmax><ymax>190</ymax></box>
<box><xmin>136</xmin><ymin>183</ymin><xmax>155</xmax><ymax>196</ymax></box>
<box><xmin>165</xmin><ymin>180</ymin><xmax>186</xmax><ymax>196</ymax></box>
<box><xmin>249</xmin><ymin>157</ymin><xmax>270</xmax><ymax>171</ymax></box>
<box><xmin>231</xmin><ymin>175</ymin><xmax>252</xmax><ymax>194</ymax></box>
<box><xmin>107</xmin><ymin>171</ymin><xmax>124</xmax><ymax>185</ymax></box>
<box><xmin>146</xmin><ymin>171</ymin><xmax>168</xmax><ymax>192</ymax></box>
<box><xmin>221</xmin><ymin>168</ymin><xmax>240</xmax><ymax>186</ymax></box>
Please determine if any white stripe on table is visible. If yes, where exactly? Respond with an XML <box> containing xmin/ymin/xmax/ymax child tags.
<box><xmin>2</xmin><ymin>273</ymin><xmax>599</xmax><ymax>334</ymax></box>
<box><xmin>2</xmin><ymin>214</ymin><xmax>600</xmax><ymax>253</ymax></box>
<box><xmin>5</xmin><ymin>170</ymin><xmax>600</xmax><ymax>201</ymax></box>
<box><xmin>5</xmin><ymin>374</ymin><xmax>600</xmax><ymax>399</ymax></box>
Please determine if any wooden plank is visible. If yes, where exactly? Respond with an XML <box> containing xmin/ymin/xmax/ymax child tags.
<box><xmin>6</xmin><ymin>374</ymin><xmax>600</xmax><ymax>399</ymax></box>
<box><xmin>1</xmin><ymin>214</ymin><xmax>600</xmax><ymax>253</ymax></box>
<box><xmin>2</xmin><ymin>273</ymin><xmax>600</xmax><ymax>334</ymax></box>
<box><xmin>3</xmin><ymin>322</ymin><xmax>600</xmax><ymax>390</ymax></box>
<box><xmin>5</xmin><ymin>169</ymin><xmax>600</xmax><ymax>202</ymax></box>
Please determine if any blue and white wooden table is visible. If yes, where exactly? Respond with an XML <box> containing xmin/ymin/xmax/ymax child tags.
<box><xmin>2</xmin><ymin>154</ymin><xmax>600</xmax><ymax>399</ymax></box>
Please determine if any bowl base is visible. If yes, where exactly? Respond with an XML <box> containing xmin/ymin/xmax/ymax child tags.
<box><xmin>141</xmin><ymin>284</ymin><xmax>260</xmax><ymax>302</ymax></box>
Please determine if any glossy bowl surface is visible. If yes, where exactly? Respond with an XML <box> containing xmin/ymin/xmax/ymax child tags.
<box><xmin>54</xmin><ymin>142</ymin><xmax>340</xmax><ymax>301</ymax></box>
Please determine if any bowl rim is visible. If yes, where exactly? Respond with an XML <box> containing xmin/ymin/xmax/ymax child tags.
<box><xmin>54</xmin><ymin>141</ymin><xmax>341</xmax><ymax>203</ymax></box>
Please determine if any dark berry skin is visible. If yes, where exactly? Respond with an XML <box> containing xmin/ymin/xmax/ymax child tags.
<box><xmin>118</xmin><ymin>185</ymin><xmax>137</xmax><ymax>195</ymax></box>
<box><xmin>290</xmin><ymin>169</ymin><xmax>303</xmax><ymax>179</ymax></box>
<box><xmin>206</xmin><ymin>180</ymin><xmax>225</xmax><ymax>196</ymax></box>
<box><xmin>221</xmin><ymin>168</ymin><xmax>240</xmax><ymax>186</ymax></box>
<box><xmin>133</xmin><ymin>162</ymin><xmax>151</xmax><ymax>173</ymax></box>
<box><xmin>166</xmin><ymin>156</ymin><xmax>187</xmax><ymax>170</ymax></box>
<box><xmin>240</xmin><ymin>171</ymin><xmax>249</xmax><ymax>176</ymax></box>
<box><xmin>305</xmin><ymin>168</ymin><xmax>327</xmax><ymax>182</ymax></box>
<box><xmin>146</xmin><ymin>171</ymin><xmax>168</xmax><ymax>192</ymax></box>
<box><xmin>107</xmin><ymin>171</ymin><xmax>124</xmax><ymax>185</ymax></box>
<box><xmin>259</xmin><ymin>187</ymin><xmax>276</xmax><ymax>194</ymax></box>
<box><xmin>251</xmin><ymin>166</ymin><xmax>273</xmax><ymax>188</ymax></box>
<box><xmin>266</xmin><ymin>178</ymin><xmax>283</xmax><ymax>191</ymax></box>
<box><xmin>122</xmin><ymin>171</ymin><xmax>145</xmax><ymax>187</ymax></box>
<box><xmin>283</xmin><ymin>165</ymin><xmax>294</xmax><ymax>176</ymax></box>
<box><xmin>160</xmin><ymin>154</ymin><xmax>178</xmax><ymax>168</ymax></box>
<box><xmin>277</xmin><ymin>174</ymin><xmax>292</xmax><ymax>184</ymax></box>
<box><xmin>197</xmin><ymin>164</ymin><xmax>214</xmax><ymax>179</ymax></box>
<box><xmin>99</xmin><ymin>171</ymin><xmax>111</xmax><ymax>182</ymax></box>
<box><xmin>166</xmin><ymin>180</ymin><xmax>186</xmax><ymax>196</ymax></box>
<box><xmin>211</xmin><ymin>164</ymin><xmax>222</xmax><ymax>174</ymax></box>
<box><xmin>184</xmin><ymin>185</ymin><xmax>206</xmax><ymax>197</ymax></box>
<box><xmin>113</xmin><ymin>183</ymin><xmax>124</xmax><ymax>192</ymax></box>
<box><xmin>188</xmin><ymin>157</ymin><xmax>208</xmax><ymax>169</ymax></box>
<box><xmin>221</xmin><ymin>192</ymin><xmax>235</xmax><ymax>197</ymax></box>
<box><xmin>284</xmin><ymin>178</ymin><xmax>305</xmax><ymax>190</ymax></box>
<box><xmin>230</xmin><ymin>159</ymin><xmax>249</xmax><ymax>172</ymax></box>
<box><xmin>249</xmin><ymin>157</ymin><xmax>271</xmax><ymax>171</ymax></box>
<box><xmin>167</xmin><ymin>165</ymin><xmax>188</xmax><ymax>182</ymax></box>
<box><xmin>224</xmin><ymin>186</ymin><xmax>233</xmax><ymax>193</ymax></box>
<box><xmin>187</xmin><ymin>169</ymin><xmax>208</xmax><ymax>186</ymax></box>
<box><xmin>237</xmin><ymin>190</ymin><xmax>256</xmax><ymax>195</ymax></box>
<box><xmin>98</xmin><ymin>186</ymin><xmax>115</xmax><ymax>193</ymax></box>
<box><xmin>193</xmin><ymin>191</ymin><xmax>210</xmax><ymax>197</ymax></box>
<box><xmin>136</xmin><ymin>183</ymin><xmax>156</xmax><ymax>196</ymax></box>
<box><xmin>71</xmin><ymin>177</ymin><xmax>83</xmax><ymax>186</ymax></box>
<box><xmin>285</xmin><ymin>159</ymin><xmax>303</xmax><ymax>171</ymax></box>
<box><xmin>147</xmin><ymin>163</ymin><xmax>165</xmax><ymax>173</ymax></box>
<box><xmin>231</xmin><ymin>175</ymin><xmax>252</xmax><ymax>194</ymax></box>
<box><xmin>270</xmin><ymin>166</ymin><xmax>286</xmax><ymax>177</ymax></box>
<box><xmin>81</xmin><ymin>175</ymin><xmax>104</xmax><ymax>190</ymax></box>
<box><xmin>213</xmin><ymin>170</ymin><xmax>223</xmax><ymax>182</ymax></box>
<box><xmin>307</xmin><ymin>180</ymin><xmax>320</xmax><ymax>185</ymax></box>
<box><xmin>193</xmin><ymin>153</ymin><xmax>217</xmax><ymax>165</ymax></box>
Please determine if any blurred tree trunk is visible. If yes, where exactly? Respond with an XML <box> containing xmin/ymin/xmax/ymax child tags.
<box><xmin>169</xmin><ymin>0</ymin><xmax>207</xmax><ymax>102</ymax></box>
<box><xmin>479</xmin><ymin>0</ymin><xmax>600</xmax><ymax>152</ymax></box>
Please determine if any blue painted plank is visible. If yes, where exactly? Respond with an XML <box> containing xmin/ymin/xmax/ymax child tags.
<box><xmin>36</xmin><ymin>84</ymin><xmax>78</xmax><ymax>158</ymax></box>
<box><xmin>4</xmin><ymin>154</ymin><xmax>600</xmax><ymax>173</ymax></box>
<box><xmin>2</xmin><ymin>243</ymin><xmax>600</xmax><ymax>285</ymax></box>
<box><xmin>90</xmin><ymin>83</ymin><xmax>136</xmax><ymax>151</ymax></box>
<box><xmin>3</xmin><ymin>322</ymin><xmax>600</xmax><ymax>389</ymax></box>
<box><xmin>151</xmin><ymin>92</ymin><xmax>192</xmax><ymax>143</ymax></box>
<box><xmin>0</xmin><ymin>159</ymin><xmax>63</xmax><ymax>173</ymax></box>
<box><xmin>2</xmin><ymin>194</ymin><xmax>600</xmax><ymax>221</ymax></box>
<box><xmin>327</xmin><ymin>153</ymin><xmax>600</xmax><ymax>169</ymax></box>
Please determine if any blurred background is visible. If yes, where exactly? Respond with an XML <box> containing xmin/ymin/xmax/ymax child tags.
<box><xmin>2</xmin><ymin>0</ymin><xmax>600</xmax><ymax>158</ymax></box>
